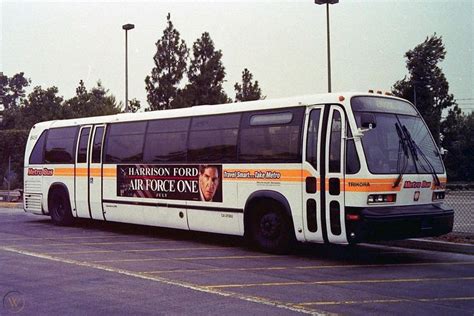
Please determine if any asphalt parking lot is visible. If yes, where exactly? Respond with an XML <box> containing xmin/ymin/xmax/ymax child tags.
<box><xmin>1</xmin><ymin>207</ymin><xmax>473</xmax><ymax>315</ymax></box>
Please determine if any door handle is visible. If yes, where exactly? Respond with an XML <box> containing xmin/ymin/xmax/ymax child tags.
<box><xmin>89</xmin><ymin>178</ymin><xmax>94</xmax><ymax>184</ymax></box>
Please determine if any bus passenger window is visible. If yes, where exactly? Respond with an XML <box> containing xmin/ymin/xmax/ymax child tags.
<box><xmin>77</xmin><ymin>128</ymin><xmax>90</xmax><ymax>163</ymax></box>
<box><xmin>92</xmin><ymin>127</ymin><xmax>104</xmax><ymax>163</ymax></box>
<box><xmin>29</xmin><ymin>131</ymin><xmax>47</xmax><ymax>165</ymax></box>
<box><xmin>346</xmin><ymin>123</ymin><xmax>360</xmax><ymax>174</ymax></box>
<box><xmin>188</xmin><ymin>114</ymin><xmax>240</xmax><ymax>162</ymax></box>
<box><xmin>306</xmin><ymin>109</ymin><xmax>321</xmax><ymax>169</ymax></box>
<box><xmin>104</xmin><ymin>122</ymin><xmax>146</xmax><ymax>163</ymax></box>
<box><xmin>329</xmin><ymin>111</ymin><xmax>341</xmax><ymax>173</ymax></box>
<box><xmin>45</xmin><ymin>127</ymin><xmax>78</xmax><ymax>164</ymax></box>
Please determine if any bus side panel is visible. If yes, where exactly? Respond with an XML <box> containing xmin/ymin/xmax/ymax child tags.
<box><xmin>102</xmin><ymin>164</ymin><xmax>190</xmax><ymax>230</ymax></box>
<box><xmin>233</xmin><ymin>163</ymin><xmax>305</xmax><ymax>242</ymax></box>
<box><xmin>186</xmin><ymin>164</ymin><xmax>241</xmax><ymax>236</ymax></box>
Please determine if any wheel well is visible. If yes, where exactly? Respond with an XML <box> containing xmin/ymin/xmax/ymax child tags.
<box><xmin>243</xmin><ymin>191</ymin><xmax>293</xmax><ymax>238</ymax></box>
<box><xmin>47</xmin><ymin>183</ymin><xmax>70</xmax><ymax>213</ymax></box>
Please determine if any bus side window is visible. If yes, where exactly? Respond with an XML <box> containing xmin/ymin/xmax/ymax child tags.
<box><xmin>328</xmin><ymin>111</ymin><xmax>341</xmax><ymax>173</ymax></box>
<box><xmin>104</xmin><ymin>122</ymin><xmax>146</xmax><ymax>163</ymax></box>
<box><xmin>306</xmin><ymin>109</ymin><xmax>321</xmax><ymax>169</ymax></box>
<box><xmin>239</xmin><ymin>107</ymin><xmax>304</xmax><ymax>163</ymax></box>
<box><xmin>44</xmin><ymin>127</ymin><xmax>78</xmax><ymax>164</ymax></box>
<box><xmin>188</xmin><ymin>113</ymin><xmax>240</xmax><ymax>162</ymax></box>
<box><xmin>92</xmin><ymin>127</ymin><xmax>104</xmax><ymax>163</ymax></box>
<box><xmin>144</xmin><ymin>118</ymin><xmax>189</xmax><ymax>163</ymax></box>
<box><xmin>346</xmin><ymin>123</ymin><xmax>360</xmax><ymax>174</ymax></box>
<box><xmin>29</xmin><ymin>130</ymin><xmax>48</xmax><ymax>165</ymax></box>
<box><xmin>77</xmin><ymin>128</ymin><xmax>90</xmax><ymax>163</ymax></box>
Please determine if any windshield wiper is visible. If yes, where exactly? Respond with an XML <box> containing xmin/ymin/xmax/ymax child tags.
<box><xmin>401</xmin><ymin>125</ymin><xmax>441</xmax><ymax>187</ymax></box>
<box><xmin>393</xmin><ymin>123</ymin><xmax>409</xmax><ymax>188</ymax></box>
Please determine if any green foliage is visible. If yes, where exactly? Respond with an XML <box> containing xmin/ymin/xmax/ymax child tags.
<box><xmin>234</xmin><ymin>68</ymin><xmax>264</xmax><ymax>102</ymax></box>
<box><xmin>0</xmin><ymin>130</ymin><xmax>29</xmax><ymax>189</ymax></box>
<box><xmin>4</xmin><ymin>86</ymin><xmax>67</xmax><ymax>130</ymax></box>
<box><xmin>182</xmin><ymin>32</ymin><xmax>231</xmax><ymax>106</ymax></box>
<box><xmin>145</xmin><ymin>13</ymin><xmax>189</xmax><ymax>111</ymax></box>
<box><xmin>128</xmin><ymin>98</ymin><xmax>141</xmax><ymax>113</ymax></box>
<box><xmin>0</xmin><ymin>72</ymin><xmax>30</xmax><ymax>110</ymax></box>
<box><xmin>64</xmin><ymin>80</ymin><xmax>121</xmax><ymax>118</ymax></box>
<box><xmin>392</xmin><ymin>34</ymin><xmax>455</xmax><ymax>145</ymax></box>
<box><xmin>441</xmin><ymin>108</ymin><xmax>474</xmax><ymax>181</ymax></box>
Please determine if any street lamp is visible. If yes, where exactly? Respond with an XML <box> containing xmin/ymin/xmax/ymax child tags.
<box><xmin>315</xmin><ymin>0</ymin><xmax>338</xmax><ymax>93</ymax></box>
<box><xmin>122</xmin><ymin>23</ymin><xmax>135</xmax><ymax>112</ymax></box>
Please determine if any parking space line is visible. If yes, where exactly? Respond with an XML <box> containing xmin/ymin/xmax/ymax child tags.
<box><xmin>45</xmin><ymin>246</ymin><xmax>228</xmax><ymax>255</ymax></box>
<box><xmin>92</xmin><ymin>254</ymin><xmax>280</xmax><ymax>263</ymax></box>
<box><xmin>294</xmin><ymin>296</ymin><xmax>474</xmax><ymax>306</ymax></box>
<box><xmin>205</xmin><ymin>276</ymin><xmax>474</xmax><ymax>289</ymax></box>
<box><xmin>0</xmin><ymin>235</ymin><xmax>137</xmax><ymax>241</ymax></box>
<box><xmin>24</xmin><ymin>240</ymin><xmax>179</xmax><ymax>247</ymax></box>
<box><xmin>0</xmin><ymin>246</ymin><xmax>325</xmax><ymax>315</ymax></box>
<box><xmin>143</xmin><ymin>261</ymin><xmax>474</xmax><ymax>274</ymax></box>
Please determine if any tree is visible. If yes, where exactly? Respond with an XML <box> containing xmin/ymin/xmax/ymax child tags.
<box><xmin>234</xmin><ymin>68</ymin><xmax>264</xmax><ymax>102</ymax></box>
<box><xmin>392</xmin><ymin>34</ymin><xmax>455</xmax><ymax>145</ymax></box>
<box><xmin>182</xmin><ymin>32</ymin><xmax>230</xmax><ymax>106</ymax></box>
<box><xmin>18</xmin><ymin>86</ymin><xmax>67</xmax><ymax>129</ymax></box>
<box><xmin>145</xmin><ymin>13</ymin><xmax>188</xmax><ymax>111</ymax></box>
<box><xmin>0</xmin><ymin>72</ymin><xmax>30</xmax><ymax>110</ymax></box>
<box><xmin>128</xmin><ymin>98</ymin><xmax>141</xmax><ymax>113</ymax></box>
<box><xmin>441</xmin><ymin>107</ymin><xmax>474</xmax><ymax>181</ymax></box>
<box><xmin>65</xmin><ymin>80</ymin><xmax>121</xmax><ymax>118</ymax></box>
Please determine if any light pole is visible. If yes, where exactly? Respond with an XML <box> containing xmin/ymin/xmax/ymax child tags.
<box><xmin>315</xmin><ymin>0</ymin><xmax>338</xmax><ymax>93</ymax></box>
<box><xmin>122</xmin><ymin>23</ymin><xmax>135</xmax><ymax>112</ymax></box>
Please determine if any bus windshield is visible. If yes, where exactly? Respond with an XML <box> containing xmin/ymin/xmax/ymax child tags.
<box><xmin>351</xmin><ymin>96</ymin><xmax>444</xmax><ymax>175</ymax></box>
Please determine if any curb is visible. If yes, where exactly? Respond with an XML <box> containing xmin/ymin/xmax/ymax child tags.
<box><xmin>0</xmin><ymin>202</ymin><xmax>23</xmax><ymax>209</ymax></box>
<box><xmin>376</xmin><ymin>238</ymin><xmax>474</xmax><ymax>255</ymax></box>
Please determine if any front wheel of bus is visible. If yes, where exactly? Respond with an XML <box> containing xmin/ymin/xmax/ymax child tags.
<box><xmin>50</xmin><ymin>189</ymin><xmax>74</xmax><ymax>226</ymax></box>
<box><xmin>250</xmin><ymin>201</ymin><xmax>294</xmax><ymax>254</ymax></box>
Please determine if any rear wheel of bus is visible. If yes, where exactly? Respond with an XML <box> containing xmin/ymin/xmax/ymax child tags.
<box><xmin>49</xmin><ymin>188</ymin><xmax>74</xmax><ymax>226</ymax></box>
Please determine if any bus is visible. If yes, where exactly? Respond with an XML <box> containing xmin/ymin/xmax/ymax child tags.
<box><xmin>23</xmin><ymin>92</ymin><xmax>454</xmax><ymax>253</ymax></box>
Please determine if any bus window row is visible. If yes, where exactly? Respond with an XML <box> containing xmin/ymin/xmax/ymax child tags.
<box><xmin>29</xmin><ymin>107</ymin><xmax>306</xmax><ymax>165</ymax></box>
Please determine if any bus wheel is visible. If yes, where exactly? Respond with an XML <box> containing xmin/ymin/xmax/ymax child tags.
<box><xmin>50</xmin><ymin>189</ymin><xmax>74</xmax><ymax>226</ymax></box>
<box><xmin>250</xmin><ymin>201</ymin><xmax>293</xmax><ymax>254</ymax></box>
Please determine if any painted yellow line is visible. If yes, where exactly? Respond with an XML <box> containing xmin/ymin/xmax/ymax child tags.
<box><xmin>93</xmin><ymin>254</ymin><xmax>280</xmax><ymax>263</ymax></box>
<box><xmin>145</xmin><ymin>266</ymin><xmax>288</xmax><ymax>274</ymax></box>
<box><xmin>295</xmin><ymin>296</ymin><xmax>474</xmax><ymax>306</ymax></box>
<box><xmin>25</xmin><ymin>240</ymin><xmax>178</xmax><ymax>247</ymax></box>
<box><xmin>0</xmin><ymin>235</ymin><xmax>136</xmax><ymax>241</ymax></box>
<box><xmin>205</xmin><ymin>276</ymin><xmax>474</xmax><ymax>289</ymax></box>
<box><xmin>143</xmin><ymin>261</ymin><xmax>474</xmax><ymax>274</ymax></box>
<box><xmin>0</xmin><ymin>246</ymin><xmax>324</xmax><ymax>315</ymax></box>
<box><xmin>45</xmin><ymin>246</ymin><xmax>227</xmax><ymax>255</ymax></box>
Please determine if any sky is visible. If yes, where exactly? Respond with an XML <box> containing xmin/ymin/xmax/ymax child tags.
<box><xmin>1</xmin><ymin>0</ymin><xmax>473</xmax><ymax>113</ymax></box>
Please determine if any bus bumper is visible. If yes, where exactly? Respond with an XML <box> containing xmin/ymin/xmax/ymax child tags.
<box><xmin>345</xmin><ymin>203</ymin><xmax>454</xmax><ymax>243</ymax></box>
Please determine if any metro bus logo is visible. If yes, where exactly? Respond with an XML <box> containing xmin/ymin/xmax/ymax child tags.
<box><xmin>27</xmin><ymin>168</ymin><xmax>54</xmax><ymax>176</ymax></box>
<box><xmin>403</xmin><ymin>180</ymin><xmax>431</xmax><ymax>189</ymax></box>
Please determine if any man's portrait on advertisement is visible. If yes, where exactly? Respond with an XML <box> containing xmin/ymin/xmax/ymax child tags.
<box><xmin>198</xmin><ymin>164</ymin><xmax>222</xmax><ymax>202</ymax></box>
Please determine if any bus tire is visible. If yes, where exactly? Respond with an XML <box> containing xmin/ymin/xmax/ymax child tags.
<box><xmin>49</xmin><ymin>188</ymin><xmax>74</xmax><ymax>226</ymax></box>
<box><xmin>249</xmin><ymin>200</ymin><xmax>294</xmax><ymax>254</ymax></box>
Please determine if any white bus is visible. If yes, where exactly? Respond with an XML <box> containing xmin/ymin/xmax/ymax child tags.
<box><xmin>23</xmin><ymin>92</ymin><xmax>453</xmax><ymax>252</ymax></box>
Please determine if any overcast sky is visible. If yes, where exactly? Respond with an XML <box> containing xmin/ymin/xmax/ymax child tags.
<box><xmin>2</xmin><ymin>0</ymin><xmax>473</xmax><ymax>113</ymax></box>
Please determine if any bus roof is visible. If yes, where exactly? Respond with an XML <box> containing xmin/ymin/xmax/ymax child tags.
<box><xmin>31</xmin><ymin>92</ymin><xmax>407</xmax><ymax>131</ymax></box>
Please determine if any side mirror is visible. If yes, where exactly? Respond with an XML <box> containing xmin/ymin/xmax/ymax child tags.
<box><xmin>439</xmin><ymin>147</ymin><xmax>448</xmax><ymax>157</ymax></box>
<box><xmin>361</xmin><ymin>113</ymin><xmax>377</xmax><ymax>129</ymax></box>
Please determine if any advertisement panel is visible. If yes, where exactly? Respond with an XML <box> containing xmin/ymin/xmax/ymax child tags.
<box><xmin>117</xmin><ymin>164</ymin><xmax>222</xmax><ymax>202</ymax></box>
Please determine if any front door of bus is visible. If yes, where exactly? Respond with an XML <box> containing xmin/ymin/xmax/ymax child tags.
<box><xmin>75</xmin><ymin>124</ymin><xmax>105</xmax><ymax>220</ymax></box>
<box><xmin>302</xmin><ymin>106</ymin><xmax>324</xmax><ymax>242</ymax></box>
<box><xmin>89</xmin><ymin>125</ymin><xmax>105</xmax><ymax>220</ymax></box>
<box><xmin>324</xmin><ymin>106</ymin><xmax>347</xmax><ymax>244</ymax></box>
